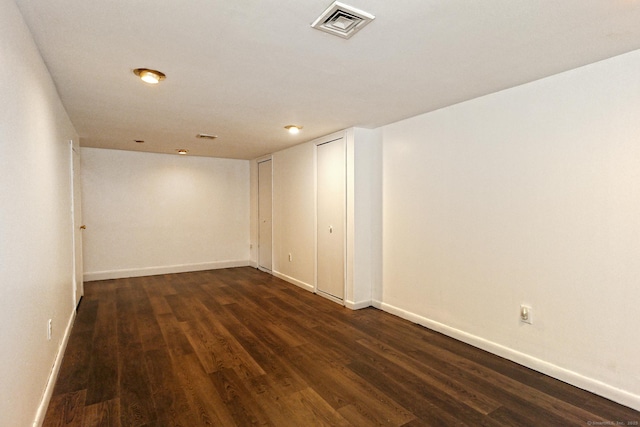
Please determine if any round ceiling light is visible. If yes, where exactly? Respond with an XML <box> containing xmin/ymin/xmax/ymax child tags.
<box><xmin>284</xmin><ymin>125</ymin><xmax>302</xmax><ymax>134</ymax></box>
<box><xmin>176</xmin><ymin>149</ymin><xmax>188</xmax><ymax>155</ymax></box>
<box><xmin>133</xmin><ymin>68</ymin><xmax>166</xmax><ymax>84</ymax></box>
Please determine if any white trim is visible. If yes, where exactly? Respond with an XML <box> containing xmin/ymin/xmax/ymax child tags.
<box><xmin>272</xmin><ymin>270</ymin><xmax>314</xmax><ymax>292</ymax></box>
<box><xmin>317</xmin><ymin>290</ymin><xmax>344</xmax><ymax>305</ymax></box>
<box><xmin>255</xmin><ymin>154</ymin><xmax>273</xmax><ymax>164</ymax></box>
<box><xmin>378</xmin><ymin>301</ymin><xmax>640</xmax><ymax>412</ymax></box>
<box><xmin>312</xmin><ymin>130</ymin><xmax>347</xmax><ymax>147</ymax></box>
<box><xmin>84</xmin><ymin>259</ymin><xmax>250</xmax><ymax>281</ymax></box>
<box><xmin>33</xmin><ymin>308</ymin><xmax>76</xmax><ymax>427</ymax></box>
<box><xmin>344</xmin><ymin>299</ymin><xmax>371</xmax><ymax>310</ymax></box>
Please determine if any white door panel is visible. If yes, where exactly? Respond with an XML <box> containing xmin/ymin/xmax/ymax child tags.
<box><xmin>258</xmin><ymin>160</ymin><xmax>273</xmax><ymax>271</ymax></box>
<box><xmin>317</xmin><ymin>139</ymin><xmax>345</xmax><ymax>300</ymax></box>
<box><xmin>71</xmin><ymin>142</ymin><xmax>84</xmax><ymax>307</ymax></box>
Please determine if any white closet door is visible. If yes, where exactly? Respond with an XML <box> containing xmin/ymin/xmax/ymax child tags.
<box><xmin>71</xmin><ymin>143</ymin><xmax>84</xmax><ymax>307</ymax></box>
<box><xmin>316</xmin><ymin>139</ymin><xmax>345</xmax><ymax>300</ymax></box>
<box><xmin>258</xmin><ymin>159</ymin><xmax>272</xmax><ymax>271</ymax></box>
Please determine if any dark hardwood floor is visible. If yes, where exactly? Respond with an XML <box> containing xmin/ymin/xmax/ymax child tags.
<box><xmin>43</xmin><ymin>267</ymin><xmax>639</xmax><ymax>426</ymax></box>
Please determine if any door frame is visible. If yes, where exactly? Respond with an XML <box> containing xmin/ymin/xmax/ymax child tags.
<box><xmin>314</xmin><ymin>133</ymin><xmax>347</xmax><ymax>305</ymax></box>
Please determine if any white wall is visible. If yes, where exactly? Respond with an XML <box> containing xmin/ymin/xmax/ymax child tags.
<box><xmin>381</xmin><ymin>49</ymin><xmax>640</xmax><ymax>410</ymax></box>
<box><xmin>347</xmin><ymin>128</ymin><xmax>382</xmax><ymax>308</ymax></box>
<box><xmin>0</xmin><ymin>0</ymin><xmax>79</xmax><ymax>425</ymax></box>
<box><xmin>81</xmin><ymin>148</ymin><xmax>250</xmax><ymax>280</ymax></box>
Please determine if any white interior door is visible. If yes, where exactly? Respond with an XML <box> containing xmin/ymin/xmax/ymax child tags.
<box><xmin>316</xmin><ymin>138</ymin><xmax>345</xmax><ymax>300</ymax></box>
<box><xmin>71</xmin><ymin>142</ymin><xmax>84</xmax><ymax>307</ymax></box>
<box><xmin>258</xmin><ymin>159</ymin><xmax>273</xmax><ymax>271</ymax></box>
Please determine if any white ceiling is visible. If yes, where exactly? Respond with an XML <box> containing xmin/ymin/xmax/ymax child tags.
<box><xmin>15</xmin><ymin>0</ymin><xmax>640</xmax><ymax>160</ymax></box>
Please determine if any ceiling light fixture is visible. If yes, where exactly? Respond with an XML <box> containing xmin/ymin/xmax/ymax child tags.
<box><xmin>176</xmin><ymin>149</ymin><xmax>188</xmax><ymax>155</ymax></box>
<box><xmin>133</xmin><ymin>68</ymin><xmax>166</xmax><ymax>84</ymax></box>
<box><xmin>285</xmin><ymin>125</ymin><xmax>302</xmax><ymax>134</ymax></box>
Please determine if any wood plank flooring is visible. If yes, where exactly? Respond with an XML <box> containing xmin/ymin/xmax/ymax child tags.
<box><xmin>43</xmin><ymin>267</ymin><xmax>639</xmax><ymax>426</ymax></box>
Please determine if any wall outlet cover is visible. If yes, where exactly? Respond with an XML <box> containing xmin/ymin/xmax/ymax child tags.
<box><xmin>520</xmin><ymin>305</ymin><xmax>533</xmax><ymax>324</ymax></box>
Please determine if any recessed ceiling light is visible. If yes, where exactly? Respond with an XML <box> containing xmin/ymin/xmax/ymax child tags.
<box><xmin>196</xmin><ymin>133</ymin><xmax>218</xmax><ymax>140</ymax></box>
<box><xmin>176</xmin><ymin>149</ymin><xmax>188</xmax><ymax>155</ymax></box>
<box><xmin>133</xmin><ymin>68</ymin><xmax>166</xmax><ymax>84</ymax></box>
<box><xmin>285</xmin><ymin>125</ymin><xmax>303</xmax><ymax>134</ymax></box>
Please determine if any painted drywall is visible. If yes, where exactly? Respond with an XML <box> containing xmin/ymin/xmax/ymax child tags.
<box><xmin>0</xmin><ymin>0</ymin><xmax>79</xmax><ymax>425</ymax></box>
<box><xmin>271</xmin><ymin>142</ymin><xmax>316</xmax><ymax>289</ymax></box>
<box><xmin>381</xmin><ymin>49</ymin><xmax>640</xmax><ymax>409</ymax></box>
<box><xmin>347</xmin><ymin>128</ymin><xmax>382</xmax><ymax>308</ymax></box>
<box><xmin>81</xmin><ymin>148</ymin><xmax>250</xmax><ymax>280</ymax></box>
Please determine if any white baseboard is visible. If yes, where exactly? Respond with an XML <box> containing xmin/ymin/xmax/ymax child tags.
<box><xmin>272</xmin><ymin>271</ymin><xmax>314</xmax><ymax>292</ymax></box>
<box><xmin>33</xmin><ymin>307</ymin><xmax>76</xmax><ymax>427</ymax></box>
<box><xmin>84</xmin><ymin>259</ymin><xmax>251</xmax><ymax>281</ymax></box>
<box><xmin>378</xmin><ymin>301</ymin><xmax>640</xmax><ymax>412</ymax></box>
<box><xmin>271</xmin><ymin>273</ymin><xmax>371</xmax><ymax>310</ymax></box>
<box><xmin>345</xmin><ymin>299</ymin><xmax>372</xmax><ymax>310</ymax></box>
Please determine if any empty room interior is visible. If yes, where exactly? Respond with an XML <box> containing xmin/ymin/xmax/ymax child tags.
<box><xmin>2</xmin><ymin>0</ymin><xmax>640</xmax><ymax>425</ymax></box>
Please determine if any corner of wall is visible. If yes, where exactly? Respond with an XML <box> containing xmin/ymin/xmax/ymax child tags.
<box><xmin>345</xmin><ymin>299</ymin><xmax>373</xmax><ymax>310</ymax></box>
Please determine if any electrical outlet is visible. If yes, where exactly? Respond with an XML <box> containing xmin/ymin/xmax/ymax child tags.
<box><xmin>520</xmin><ymin>305</ymin><xmax>532</xmax><ymax>324</ymax></box>
<box><xmin>288</xmin><ymin>253</ymin><xmax>292</xmax><ymax>262</ymax></box>
<box><xmin>47</xmin><ymin>319</ymin><xmax>52</xmax><ymax>340</ymax></box>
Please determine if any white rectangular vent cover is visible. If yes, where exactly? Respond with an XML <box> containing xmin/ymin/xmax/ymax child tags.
<box><xmin>311</xmin><ymin>2</ymin><xmax>375</xmax><ymax>39</ymax></box>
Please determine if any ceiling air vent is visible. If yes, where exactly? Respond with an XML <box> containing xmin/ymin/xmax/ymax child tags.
<box><xmin>311</xmin><ymin>2</ymin><xmax>375</xmax><ymax>39</ymax></box>
<box><xmin>196</xmin><ymin>133</ymin><xmax>217</xmax><ymax>140</ymax></box>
